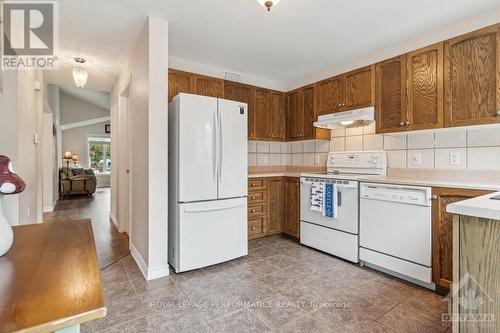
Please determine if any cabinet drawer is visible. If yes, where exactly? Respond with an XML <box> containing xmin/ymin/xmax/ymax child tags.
<box><xmin>248</xmin><ymin>203</ymin><xmax>265</xmax><ymax>218</ymax></box>
<box><xmin>248</xmin><ymin>218</ymin><xmax>265</xmax><ymax>239</ymax></box>
<box><xmin>248</xmin><ymin>190</ymin><xmax>266</xmax><ymax>204</ymax></box>
<box><xmin>248</xmin><ymin>179</ymin><xmax>265</xmax><ymax>191</ymax></box>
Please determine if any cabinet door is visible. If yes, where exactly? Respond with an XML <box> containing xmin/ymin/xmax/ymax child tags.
<box><xmin>168</xmin><ymin>69</ymin><xmax>194</xmax><ymax>103</ymax></box>
<box><xmin>283</xmin><ymin>178</ymin><xmax>300</xmax><ymax>238</ymax></box>
<box><xmin>406</xmin><ymin>43</ymin><xmax>444</xmax><ymax>130</ymax></box>
<box><xmin>376</xmin><ymin>56</ymin><xmax>406</xmax><ymax>133</ymax></box>
<box><xmin>432</xmin><ymin>187</ymin><xmax>491</xmax><ymax>291</ymax></box>
<box><xmin>224</xmin><ymin>82</ymin><xmax>255</xmax><ymax>139</ymax></box>
<box><xmin>316</xmin><ymin>76</ymin><xmax>343</xmax><ymax>115</ymax></box>
<box><xmin>286</xmin><ymin>91</ymin><xmax>301</xmax><ymax>140</ymax></box>
<box><xmin>266</xmin><ymin>178</ymin><xmax>284</xmax><ymax>235</ymax></box>
<box><xmin>194</xmin><ymin>74</ymin><xmax>224</xmax><ymax>98</ymax></box>
<box><xmin>444</xmin><ymin>24</ymin><xmax>500</xmax><ymax>127</ymax></box>
<box><xmin>268</xmin><ymin>91</ymin><xmax>286</xmax><ymax>141</ymax></box>
<box><xmin>343</xmin><ymin>65</ymin><xmax>375</xmax><ymax>110</ymax></box>
<box><xmin>254</xmin><ymin>88</ymin><xmax>270</xmax><ymax>140</ymax></box>
<box><xmin>301</xmin><ymin>85</ymin><xmax>315</xmax><ymax>139</ymax></box>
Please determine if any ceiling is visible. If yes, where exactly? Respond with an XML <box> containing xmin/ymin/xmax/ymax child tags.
<box><xmin>59</xmin><ymin>84</ymin><xmax>110</xmax><ymax>110</ymax></box>
<box><xmin>44</xmin><ymin>0</ymin><xmax>500</xmax><ymax>92</ymax></box>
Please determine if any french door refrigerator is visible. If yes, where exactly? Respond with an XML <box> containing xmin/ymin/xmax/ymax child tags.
<box><xmin>168</xmin><ymin>93</ymin><xmax>248</xmax><ymax>273</ymax></box>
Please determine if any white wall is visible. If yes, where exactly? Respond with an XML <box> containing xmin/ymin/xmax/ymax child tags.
<box><xmin>0</xmin><ymin>69</ymin><xmax>44</xmax><ymax>225</ymax></box>
<box><xmin>62</xmin><ymin>122</ymin><xmax>110</xmax><ymax>169</ymax></box>
<box><xmin>111</xmin><ymin>16</ymin><xmax>169</xmax><ymax>280</ymax></box>
<box><xmin>60</xmin><ymin>91</ymin><xmax>110</xmax><ymax>125</ymax></box>
<box><xmin>0</xmin><ymin>71</ymin><xmax>21</xmax><ymax>225</ymax></box>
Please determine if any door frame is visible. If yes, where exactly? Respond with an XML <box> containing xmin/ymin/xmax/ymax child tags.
<box><xmin>118</xmin><ymin>75</ymin><xmax>132</xmax><ymax>236</ymax></box>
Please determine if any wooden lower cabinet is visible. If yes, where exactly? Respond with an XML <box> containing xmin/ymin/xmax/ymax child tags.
<box><xmin>247</xmin><ymin>177</ymin><xmax>299</xmax><ymax>240</ymax></box>
<box><xmin>283</xmin><ymin>177</ymin><xmax>300</xmax><ymax>238</ymax></box>
<box><xmin>432</xmin><ymin>187</ymin><xmax>492</xmax><ymax>292</ymax></box>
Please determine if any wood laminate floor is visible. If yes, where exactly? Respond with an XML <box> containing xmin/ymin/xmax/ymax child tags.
<box><xmin>83</xmin><ymin>235</ymin><xmax>451</xmax><ymax>333</ymax></box>
<box><xmin>44</xmin><ymin>188</ymin><xmax>129</xmax><ymax>269</ymax></box>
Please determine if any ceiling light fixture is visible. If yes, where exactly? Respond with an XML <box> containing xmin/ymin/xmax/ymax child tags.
<box><xmin>72</xmin><ymin>57</ymin><xmax>88</xmax><ymax>88</ymax></box>
<box><xmin>257</xmin><ymin>0</ymin><xmax>280</xmax><ymax>12</ymax></box>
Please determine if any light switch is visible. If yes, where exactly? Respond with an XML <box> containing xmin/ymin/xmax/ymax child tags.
<box><xmin>450</xmin><ymin>152</ymin><xmax>461</xmax><ymax>165</ymax></box>
<box><xmin>412</xmin><ymin>153</ymin><xmax>422</xmax><ymax>165</ymax></box>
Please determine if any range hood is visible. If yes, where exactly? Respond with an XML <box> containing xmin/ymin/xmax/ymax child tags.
<box><xmin>313</xmin><ymin>106</ymin><xmax>375</xmax><ymax>129</ymax></box>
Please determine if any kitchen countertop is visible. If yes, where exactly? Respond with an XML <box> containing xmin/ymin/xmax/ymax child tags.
<box><xmin>248</xmin><ymin>171</ymin><xmax>303</xmax><ymax>178</ymax></box>
<box><xmin>357</xmin><ymin>175</ymin><xmax>500</xmax><ymax>192</ymax></box>
<box><xmin>447</xmin><ymin>192</ymin><xmax>500</xmax><ymax>220</ymax></box>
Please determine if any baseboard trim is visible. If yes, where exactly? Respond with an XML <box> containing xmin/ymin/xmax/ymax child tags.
<box><xmin>110</xmin><ymin>213</ymin><xmax>119</xmax><ymax>229</ymax></box>
<box><xmin>130</xmin><ymin>242</ymin><xmax>170</xmax><ymax>281</ymax></box>
<box><xmin>43</xmin><ymin>206</ymin><xmax>54</xmax><ymax>213</ymax></box>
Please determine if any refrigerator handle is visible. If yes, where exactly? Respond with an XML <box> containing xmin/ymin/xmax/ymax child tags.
<box><xmin>218</xmin><ymin>108</ymin><xmax>223</xmax><ymax>182</ymax></box>
<box><xmin>213</xmin><ymin>110</ymin><xmax>218</xmax><ymax>183</ymax></box>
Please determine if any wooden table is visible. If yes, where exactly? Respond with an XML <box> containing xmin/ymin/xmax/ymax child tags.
<box><xmin>0</xmin><ymin>220</ymin><xmax>106</xmax><ymax>333</ymax></box>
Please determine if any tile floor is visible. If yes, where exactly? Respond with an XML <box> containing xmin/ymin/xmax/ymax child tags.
<box><xmin>84</xmin><ymin>235</ymin><xmax>451</xmax><ymax>333</ymax></box>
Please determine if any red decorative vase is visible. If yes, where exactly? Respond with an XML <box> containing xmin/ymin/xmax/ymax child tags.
<box><xmin>0</xmin><ymin>156</ymin><xmax>26</xmax><ymax>256</ymax></box>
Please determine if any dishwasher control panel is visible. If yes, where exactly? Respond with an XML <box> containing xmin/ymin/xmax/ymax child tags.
<box><xmin>360</xmin><ymin>183</ymin><xmax>431</xmax><ymax>206</ymax></box>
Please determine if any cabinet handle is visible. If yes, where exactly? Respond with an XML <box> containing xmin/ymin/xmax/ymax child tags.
<box><xmin>251</xmin><ymin>196</ymin><xmax>255</xmax><ymax>200</ymax></box>
<box><xmin>405</xmin><ymin>121</ymin><xmax>410</xmax><ymax>126</ymax></box>
<box><xmin>400</xmin><ymin>122</ymin><xmax>404</xmax><ymax>126</ymax></box>
<box><xmin>251</xmin><ymin>209</ymin><xmax>256</xmax><ymax>213</ymax></box>
<box><xmin>251</xmin><ymin>184</ymin><xmax>255</xmax><ymax>187</ymax></box>
<box><xmin>496</xmin><ymin>110</ymin><xmax>500</xmax><ymax>116</ymax></box>
<box><xmin>338</xmin><ymin>103</ymin><xmax>342</xmax><ymax>107</ymax></box>
<box><xmin>251</xmin><ymin>226</ymin><xmax>256</xmax><ymax>231</ymax></box>
<box><xmin>432</xmin><ymin>195</ymin><xmax>438</xmax><ymax>200</ymax></box>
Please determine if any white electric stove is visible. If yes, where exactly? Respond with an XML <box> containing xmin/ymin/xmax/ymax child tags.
<box><xmin>299</xmin><ymin>151</ymin><xmax>387</xmax><ymax>263</ymax></box>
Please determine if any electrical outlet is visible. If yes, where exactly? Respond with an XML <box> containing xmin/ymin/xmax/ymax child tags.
<box><xmin>412</xmin><ymin>153</ymin><xmax>422</xmax><ymax>165</ymax></box>
<box><xmin>450</xmin><ymin>152</ymin><xmax>461</xmax><ymax>165</ymax></box>
<box><xmin>27</xmin><ymin>205</ymin><xmax>31</xmax><ymax>217</ymax></box>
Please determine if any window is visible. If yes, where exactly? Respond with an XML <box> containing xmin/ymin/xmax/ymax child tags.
<box><xmin>88</xmin><ymin>136</ymin><xmax>111</xmax><ymax>174</ymax></box>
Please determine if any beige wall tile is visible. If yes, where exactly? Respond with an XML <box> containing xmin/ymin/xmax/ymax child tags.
<box><xmin>363</xmin><ymin>134</ymin><xmax>384</xmax><ymax>151</ymax></box>
<box><xmin>407</xmin><ymin>149</ymin><xmax>434</xmax><ymax>169</ymax></box>
<box><xmin>330</xmin><ymin>137</ymin><xmax>345</xmax><ymax>152</ymax></box>
<box><xmin>434</xmin><ymin>130</ymin><xmax>466</xmax><ymax>148</ymax></box>
<box><xmin>467</xmin><ymin>147</ymin><xmax>500</xmax><ymax>170</ymax></box>
<box><xmin>407</xmin><ymin>132</ymin><xmax>435</xmax><ymax>149</ymax></box>
<box><xmin>345</xmin><ymin>135</ymin><xmax>363</xmax><ymax>151</ymax></box>
<box><xmin>435</xmin><ymin>148</ymin><xmax>466</xmax><ymax>169</ymax></box>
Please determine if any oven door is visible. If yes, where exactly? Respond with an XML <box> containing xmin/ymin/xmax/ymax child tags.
<box><xmin>300</xmin><ymin>178</ymin><xmax>359</xmax><ymax>234</ymax></box>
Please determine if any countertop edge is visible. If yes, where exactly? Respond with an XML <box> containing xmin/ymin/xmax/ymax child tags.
<box><xmin>446</xmin><ymin>192</ymin><xmax>500</xmax><ymax>221</ymax></box>
<box><xmin>357</xmin><ymin>176</ymin><xmax>500</xmax><ymax>192</ymax></box>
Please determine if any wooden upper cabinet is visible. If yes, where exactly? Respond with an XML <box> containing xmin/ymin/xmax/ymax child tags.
<box><xmin>224</xmin><ymin>82</ymin><xmax>255</xmax><ymax>139</ymax></box>
<box><xmin>301</xmin><ymin>85</ymin><xmax>316</xmax><ymax>139</ymax></box>
<box><xmin>444</xmin><ymin>24</ymin><xmax>500</xmax><ymax>127</ymax></box>
<box><xmin>376</xmin><ymin>56</ymin><xmax>406</xmax><ymax>133</ymax></box>
<box><xmin>269</xmin><ymin>91</ymin><xmax>286</xmax><ymax>141</ymax></box>
<box><xmin>266</xmin><ymin>178</ymin><xmax>284</xmax><ymax>235</ymax></box>
<box><xmin>343</xmin><ymin>65</ymin><xmax>375</xmax><ymax>110</ymax></box>
<box><xmin>254</xmin><ymin>88</ymin><xmax>270</xmax><ymax>140</ymax></box>
<box><xmin>194</xmin><ymin>74</ymin><xmax>224</xmax><ymax>98</ymax></box>
<box><xmin>316</xmin><ymin>75</ymin><xmax>343</xmax><ymax>115</ymax></box>
<box><xmin>406</xmin><ymin>43</ymin><xmax>444</xmax><ymax>131</ymax></box>
<box><xmin>286</xmin><ymin>90</ymin><xmax>301</xmax><ymax>140</ymax></box>
<box><xmin>168</xmin><ymin>69</ymin><xmax>194</xmax><ymax>102</ymax></box>
<box><xmin>432</xmin><ymin>187</ymin><xmax>492</xmax><ymax>292</ymax></box>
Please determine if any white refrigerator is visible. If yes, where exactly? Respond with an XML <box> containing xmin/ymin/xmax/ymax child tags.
<box><xmin>168</xmin><ymin>93</ymin><xmax>248</xmax><ymax>273</ymax></box>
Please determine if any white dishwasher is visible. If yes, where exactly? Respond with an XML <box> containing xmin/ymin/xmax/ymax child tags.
<box><xmin>359</xmin><ymin>182</ymin><xmax>433</xmax><ymax>287</ymax></box>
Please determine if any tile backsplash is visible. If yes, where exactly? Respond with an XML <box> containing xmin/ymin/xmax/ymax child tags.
<box><xmin>329</xmin><ymin>123</ymin><xmax>500</xmax><ymax>171</ymax></box>
<box><xmin>249</xmin><ymin>123</ymin><xmax>500</xmax><ymax>171</ymax></box>
<box><xmin>248</xmin><ymin>140</ymin><xmax>330</xmax><ymax>167</ymax></box>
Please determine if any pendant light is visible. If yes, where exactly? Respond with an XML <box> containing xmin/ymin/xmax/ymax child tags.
<box><xmin>257</xmin><ymin>0</ymin><xmax>280</xmax><ymax>12</ymax></box>
<box><xmin>72</xmin><ymin>57</ymin><xmax>88</xmax><ymax>88</ymax></box>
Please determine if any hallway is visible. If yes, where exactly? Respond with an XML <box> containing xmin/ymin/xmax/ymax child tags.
<box><xmin>44</xmin><ymin>188</ymin><xmax>129</xmax><ymax>268</ymax></box>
